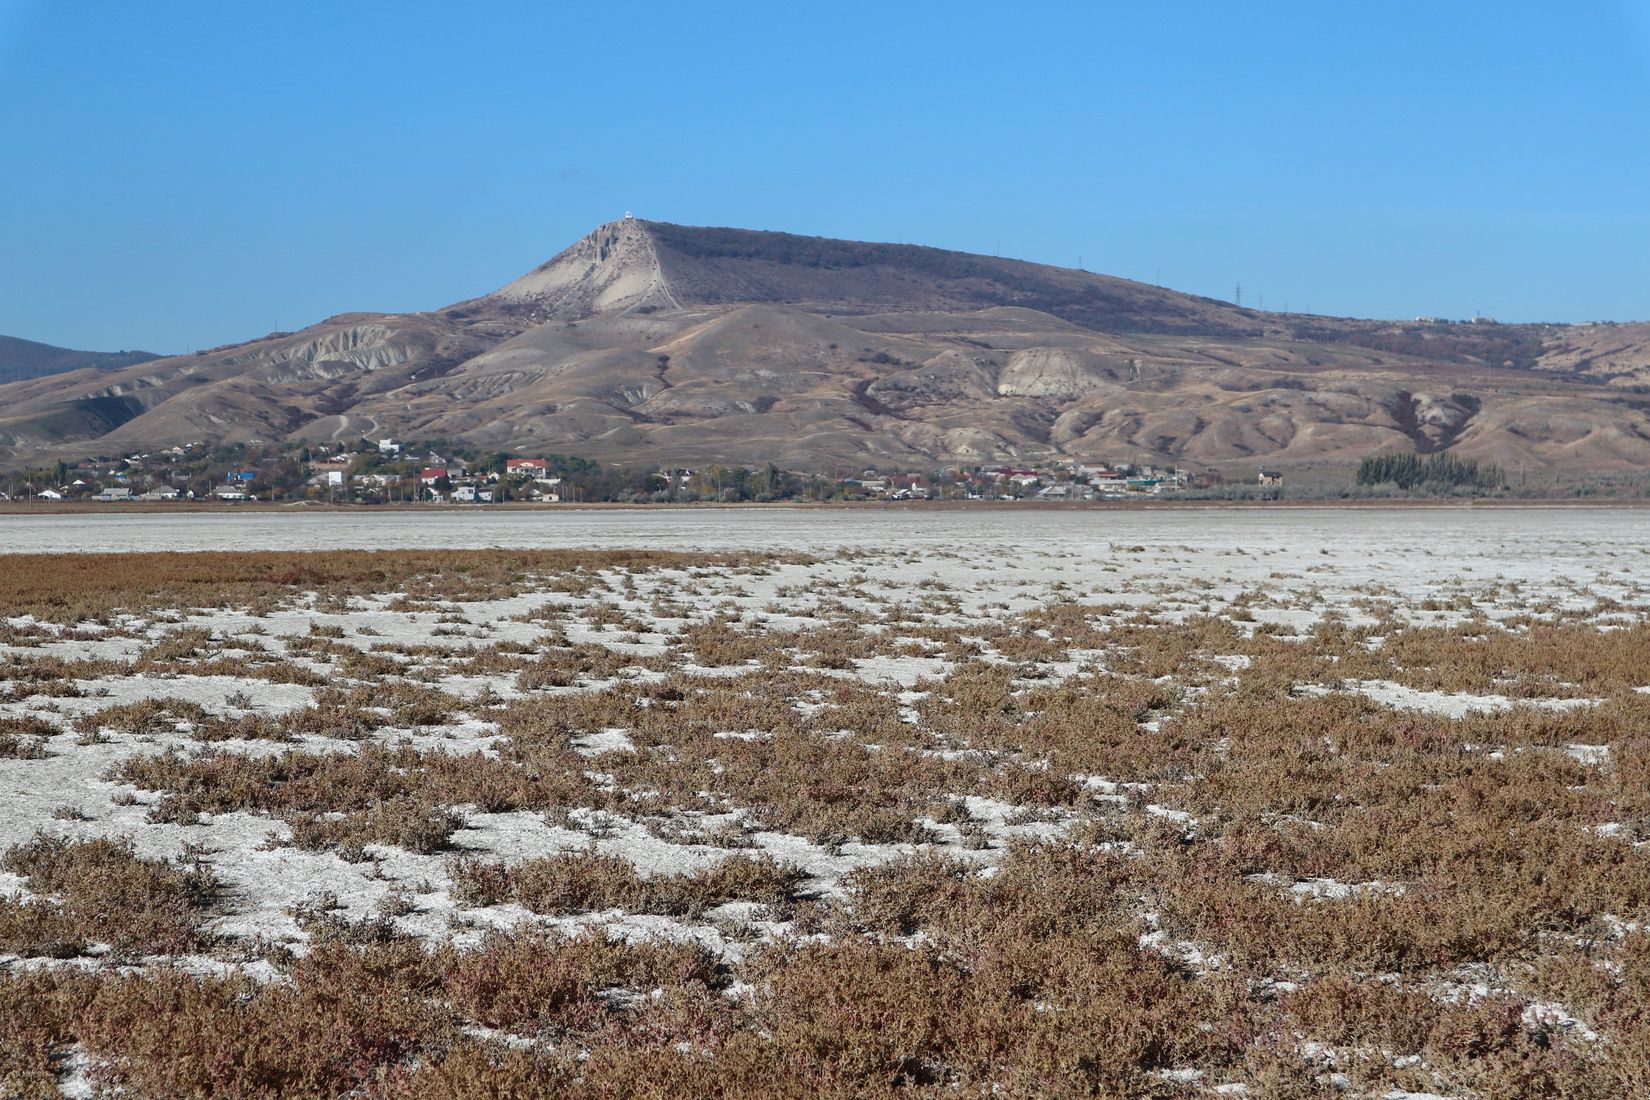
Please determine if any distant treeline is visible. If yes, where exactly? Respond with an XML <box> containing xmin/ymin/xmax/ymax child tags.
<box><xmin>1355</xmin><ymin>452</ymin><xmax>1504</xmax><ymax>491</ymax></box>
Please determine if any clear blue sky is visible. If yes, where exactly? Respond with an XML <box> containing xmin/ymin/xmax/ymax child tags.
<box><xmin>2</xmin><ymin>1</ymin><xmax>1647</xmax><ymax>352</ymax></box>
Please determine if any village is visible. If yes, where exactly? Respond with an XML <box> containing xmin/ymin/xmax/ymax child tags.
<box><xmin>0</xmin><ymin>438</ymin><xmax>1276</xmax><ymax>506</ymax></box>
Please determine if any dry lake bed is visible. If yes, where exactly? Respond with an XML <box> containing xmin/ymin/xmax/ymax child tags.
<box><xmin>1</xmin><ymin>506</ymin><xmax>1648</xmax><ymax>1098</ymax></box>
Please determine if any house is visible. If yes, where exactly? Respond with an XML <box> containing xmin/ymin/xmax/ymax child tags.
<box><xmin>452</xmin><ymin>486</ymin><xmax>493</xmax><ymax>503</ymax></box>
<box><xmin>214</xmin><ymin>487</ymin><xmax>249</xmax><ymax>501</ymax></box>
<box><xmin>419</xmin><ymin>466</ymin><xmax>449</xmax><ymax>486</ymax></box>
<box><xmin>93</xmin><ymin>487</ymin><xmax>133</xmax><ymax>502</ymax></box>
<box><xmin>37</xmin><ymin>489</ymin><xmax>63</xmax><ymax>500</ymax></box>
<box><xmin>140</xmin><ymin>487</ymin><xmax>180</xmax><ymax>501</ymax></box>
<box><xmin>505</xmin><ymin>458</ymin><xmax>548</xmax><ymax>478</ymax></box>
<box><xmin>378</xmin><ymin>439</ymin><xmax>402</xmax><ymax>455</ymax></box>
<box><xmin>1258</xmin><ymin>469</ymin><xmax>1284</xmax><ymax>487</ymax></box>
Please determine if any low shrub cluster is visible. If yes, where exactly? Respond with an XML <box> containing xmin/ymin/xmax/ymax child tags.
<box><xmin>451</xmin><ymin>850</ymin><xmax>805</xmax><ymax>918</ymax></box>
<box><xmin>0</xmin><ymin>834</ymin><xmax>219</xmax><ymax>960</ymax></box>
<box><xmin>116</xmin><ymin>742</ymin><xmax>602</xmax><ymax>856</ymax></box>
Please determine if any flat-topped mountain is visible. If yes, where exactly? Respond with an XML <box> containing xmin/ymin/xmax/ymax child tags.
<box><xmin>2</xmin><ymin>219</ymin><xmax>1648</xmax><ymax>474</ymax></box>
<box><xmin>493</xmin><ymin>219</ymin><xmax>1258</xmax><ymax>337</ymax></box>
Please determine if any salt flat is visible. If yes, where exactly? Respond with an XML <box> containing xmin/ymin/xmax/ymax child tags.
<box><xmin>2</xmin><ymin>508</ymin><xmax>1646</xmax><ymax>618</ymax></box>
<box><xmin>0</xmin><ymin>503</ymin><xmax>1642</xmax><ymax>562</ymax></box>
<box><xmin>1</xmin><ymin>508</ymin><xmax>1647</xmax><ymax>1096</ymax></box>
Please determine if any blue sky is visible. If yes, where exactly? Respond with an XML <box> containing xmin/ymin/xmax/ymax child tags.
<box><xmin>2</xmin><ymin>1</ymin><xmax>1647</xmax><ymax>352</ymax></box>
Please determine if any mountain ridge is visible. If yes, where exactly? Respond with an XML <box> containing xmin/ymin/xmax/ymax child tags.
<box><xmin>0</xmin><ymin>335</ymin><xmax>163</xmax><ymax>386</ymax></box>
<box><xmin>2</xmin><ymin>219</ymin><xmax>1648</xmax><ymax>475</ymax></box>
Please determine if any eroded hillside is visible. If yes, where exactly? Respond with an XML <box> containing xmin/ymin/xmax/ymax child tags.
<box><xmin>2</xmin><ymin>219</ymin><xmax>1647</xmax><ymax>473</ymax></box>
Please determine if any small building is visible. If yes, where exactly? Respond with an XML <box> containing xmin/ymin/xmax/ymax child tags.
<box><xmin>140</xmin><ymin>487</ymin><xmax>180</xmax><ymax>501</ymax></box>
<box><xmin>505</xmin><ymin>458</ymin><xmax>548</xmax><ymax>478</ymax></box>
<box><xmin>419</xmin><ymin>466</ymin><xmax>449</xmax><ymax>486</ymax></box>
<box><xmin>94</xmin><ymin>487</ymin><xmax>133</xmax><ymax>502</ymax></box>
<box><xmin>1258</xmin><ymin>469</ymin><xmax>1284</xmax><ymax>487</ymax></box>
<box><xmin>37</xmin><ymin>489</ymin><xmax>63</xmax><ymax>500</ymax></box>
<box><xmin>452</xmin><ymin>486</ymin><xmax>494</xmax><ymax>503</ymax></box>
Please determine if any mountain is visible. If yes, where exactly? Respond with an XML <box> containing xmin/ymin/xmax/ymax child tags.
<box><xmin>0</xmin><ymin>335</ymin><xmax>161</xmax><ymax>385</ymax></box>
<box><xmin>2</xmin><ymin>218</ymin><xmax>1649</xmax><ymax>476</ymax></box>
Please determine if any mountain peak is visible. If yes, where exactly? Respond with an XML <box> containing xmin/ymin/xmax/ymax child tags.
<box><xmin>491</xmin><ymin>216</ymin><xmax>674</xmax><ymax>316</ymax></box>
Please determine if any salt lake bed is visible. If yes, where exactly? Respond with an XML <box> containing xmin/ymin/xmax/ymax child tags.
<box><xmin>1</xmin><ymin>506</ymin><xmax>1647</xmax><ymax>1097</ymax></box>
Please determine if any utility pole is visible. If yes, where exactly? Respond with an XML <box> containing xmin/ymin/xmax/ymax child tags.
<box><xmin>1235</xmin><ymin>284</ymin><xmax>1243</xmax><ymax>308</ymax></box>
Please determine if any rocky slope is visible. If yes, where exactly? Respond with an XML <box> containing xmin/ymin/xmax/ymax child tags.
<box><xmin>2</xmin><ymin>219</ymin><xmax>1648</xmax><ymax>474</ymax></box>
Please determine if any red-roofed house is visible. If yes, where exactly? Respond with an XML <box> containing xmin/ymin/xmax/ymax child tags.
<box><xmin>419</xmin><ymin>467</ymin><xmax>448</xmax><ymax>486</ymax></box>
<box><xmin>505</xmin><ymin>458</ymin><xmax>548</xmax><ymax>477</ymax></box>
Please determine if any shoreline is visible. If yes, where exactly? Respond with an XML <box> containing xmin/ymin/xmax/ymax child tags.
<box><xmin>1</xmin><ymin>496</ymin><xmax>1646</xmax><ymax>517</ymax></box>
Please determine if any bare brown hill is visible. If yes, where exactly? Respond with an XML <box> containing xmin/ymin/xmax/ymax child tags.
<box><xmin>2</xmin><ymin>219</ymin><xmax>1648</xmax><ymax>474</ymax></box>
<box><xmin>0</xmin><ymin>335</ymin><xmax>161</xmax><ymax>385</ymax></box>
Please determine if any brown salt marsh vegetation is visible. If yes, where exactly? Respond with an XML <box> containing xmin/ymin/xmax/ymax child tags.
<box><xmin>1</xmin><ymin>542</ymin><xmax>1649</xmax><ymax>1097</ymax></box>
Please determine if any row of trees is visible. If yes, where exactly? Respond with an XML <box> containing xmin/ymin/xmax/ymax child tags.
<box><xmin>1355</xmin><ymin>451</ymin><xmax>1504</xmax><ymax>491</ymax></box>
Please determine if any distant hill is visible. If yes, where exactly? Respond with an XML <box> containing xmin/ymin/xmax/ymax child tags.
<box><xmin>0</xmin><ymin>335</ymin><xmax>161</xmax><ymax>385</ymax></box>
<box><xmin>1</xmin><ymin>219</ymin><xmax>1648</xmax><ymax>475</ymax></box>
